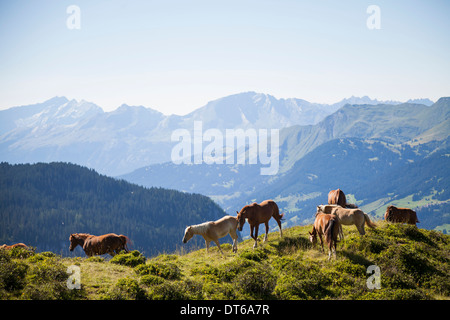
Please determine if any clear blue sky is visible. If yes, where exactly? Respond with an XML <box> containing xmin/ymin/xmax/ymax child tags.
<box><xmin>0</xmin><ymin>0</ymin><xmax>449</xmax><ymax>114</ymax></box>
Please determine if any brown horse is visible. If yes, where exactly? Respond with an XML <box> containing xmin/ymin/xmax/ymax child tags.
<box><xmin>328</xmin><ymin>189</ymin><xmax>347</xmax><ymax>207</ymax></box>
<box><xmin>237</xmin><ymin>200</ymin><xmax>284</xmax><ymax>248</ymax></box>
<box><xmin>385</xmin><ymin>206</ymin><xmax>419</xmax><ymax>226</ymax></box>
<box><xmin>0</xmin><ymin>243</ymin><xmax>29</xmax><ymax>250</ymax></box>
<box><xmin>309</xmin><ymin>213</ymin><xmax>341</xmax><ymax>260</ymax></box>
<box><xmin>69</xmin><ymin>233</ymin><xmax>130</xmax><ymax>257</ymax></box>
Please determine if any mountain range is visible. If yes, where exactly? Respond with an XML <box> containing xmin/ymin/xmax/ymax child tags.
<box><xmin>0</xmin><ymin>92</ymin><xmax>433</xmax><ymax>176</ymax></box>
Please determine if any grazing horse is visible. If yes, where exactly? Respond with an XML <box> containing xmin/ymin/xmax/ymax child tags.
<box><xmin>0</xmin><ymin>243</ymin><xmax>29</xmax><ymax>250</ymax></box>
<box><xmin>317</xmin><ymin>205</ymin><xmax>376</xmax><ymax>235</ymax></box>
<box><xmin>328</xmin><ymin>189</ymin><xmax>347</xmax><ymax>207</ymax></box>
<box><xmin>385</xmin><ymin>206</ymin><xmax>419</xmax><ymax>226</ymax></box>
<box><xmin>328</xmin><ymin>189</ymin><xmax>358</xmax><ymax>208</ymax></box>
<box><xmin>182</xmin><ymin>215</ymin><xmax>239</xmax><ymax>254</ymax></box>
<box><xmin>236</xmin><ymin>200</ymin><xmax>284</xmax><ymax>248</ymax></box>
<box><xmin>69</xmin><ymin>233</ymin><xmax>130</xmax><ymax>257</ymax></box>
<box><xmin>309</xmin><ymin>213</ymin><xmax>341</xmax><ymax>260</ymax></box>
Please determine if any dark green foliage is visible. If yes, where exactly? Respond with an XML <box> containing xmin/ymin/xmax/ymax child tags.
<box><xmin>135</xmin><ymin>261</ymin><xmax>181</xmax><ymax>280</ymax></box>
<box><xmin>239</xmin><ymin>248</ymin><xmax>268</xmax><ymax>262</ymax></box>
<box><xmin>110</xmin><ymin>250</ymin><xmax>146</xmax><ymax>267</ymax></box>
<box><xmin>234</xmin><ymin>264</ymin><xmax>277</xmax><ymax>299</ymax></box>
<box><xmin>0</xmin><ymin>249</ymin><xmax>85</xmax><ymax>299</ymax></box>
<box><xmin>0</xmin><ymin>162</ymin><xmax>225</xmax><ymax>256</ymax></box>
<box><xmin>103</xmin><ymin>277</ymin><xmax>146</xmax><ymax>300</ymax></box>
<box><xmin>0</xmin><ymin>250</ymin><xmax>28</xmax><ymax>293</ymax></box>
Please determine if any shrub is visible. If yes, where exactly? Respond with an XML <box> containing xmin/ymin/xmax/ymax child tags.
<box><xmin>0</xmin><ymin>253</ymin><xmax>28</xmax><ymax>293</ymax></box>
<box><xmin>239</xmin><ymin>248</ymin><xmax>268</xmax><ymax>262</ymax></box>
<box><xmin>110</xmin><ymin>250</ymin><xmax>146</xmax><ymax>267</ymax></box>
<box><xmin>140</xmin><ymin>274</ymin><xmax>165</xmax><ymax>286</ymax></box>
<box><xmin>86</xmin><ymin>256</ymin><xmax>104</xmax><ymax>263</ymax></box>
<box><xmin>22</xmin><ymin>257</ymin><xmax>74</xmax><ymax>300</ymax></box>
<box><xmin>216</xmin><ymin>258</ymin><xmax>255</xmax><ymax>282</ymax></box>
<box><xmin>135</xmin><ymin>261</ymin><xmax>181</xmax><ymax>280</ymax></box>
<box><xmin>233</xmin><ymin>264</ymin><xmax>277</xmax><ymax>299</ymax></box>
<box><xmin>146</xmin><ymin>281</ymin><xmax>190</xmax><ymax>300</ymax></box>
<box><xmin>8</xmin><ymin>247</ymin><xmax>35</xmax><ymax>259</ymax></box>
<box><xmin>334</xmin><ymin>260</ymin><xmax>366</xmax><ymax>278</ymax></box>
<box><xmin>104</xmin><ymin>277</ymin><xmax>146</xmax><ymax>300</ymax></box>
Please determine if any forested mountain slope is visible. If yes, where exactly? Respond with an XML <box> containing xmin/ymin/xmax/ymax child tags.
<box><xmin>0</xmin><ymin>162</ymin><xmax>225</xmax><ymax>256</ymax></box>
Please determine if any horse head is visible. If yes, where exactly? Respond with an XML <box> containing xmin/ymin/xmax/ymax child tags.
<box><xmin>182</xmin><ymin>226</ymin><xmax>193</xmax><ymax>243</ymax></box>
<box><xmin>236</xmin><ymin>208</ymin><xmax>248</xmax><ymax>231</ymax></box>
<box><xmin>69</xmin><ymin>233</ymin><xmax>89</xmax><ymax>251</ymax></box>
<box><xmin>69</xmin><ymin>233</ymin><xmax>80</xmax><ymax>251</ymax></box>
<box><xmin>308</xmin><ymin>229</ymin><xmax>317</xmax><ymax>245</ymax></box>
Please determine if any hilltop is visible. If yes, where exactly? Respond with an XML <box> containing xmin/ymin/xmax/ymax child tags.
<box><xmin>2</xmin><ymin>222</ymin><xmax>448</xmax><ymax>300</ymax></box>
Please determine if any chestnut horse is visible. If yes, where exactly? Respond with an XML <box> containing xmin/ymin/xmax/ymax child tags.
<box><xmin>182</xmin><ymin>215</ymin><xmax>239</xmax><ymax>254</ymax></box>
<box><xmin>385</xmin><ymin>205</ymin><xmax>419</xmax><ymax>226</ymax></box>
<box><xmin>328</xmin><ymin>189</ymin><xmax>347</xmax><ymax>207</ymax></box>
<box><xmin>0</xmin><ymin>243</ymin><xmax>29</xmax><ymax>250</ymax></box>
<box><xmin>237</xmin><ymin>200</ymin><xmax>284</xmax><ymax>248</ymax></box>
<box><xmin>309</xmin><ymin>213</ymin><xmax>341</xmax><ymax>260</ymax></box>
<box><xmin>69</xmin><ymin>233</ymin><xmax>130</xmax><ymax>257</ymax></box>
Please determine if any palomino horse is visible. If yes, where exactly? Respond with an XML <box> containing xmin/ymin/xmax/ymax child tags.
<box><xmin>69</xmin><ymin>233</ymin><xmax>130</xmax><ymax>257</ymax></box>
<box><xmin>236</xmin><ymin>200</ymin><xmax>284</xmax><ymax>248</ymax></box>
<box><xmin>309</xmin><ymin>213</ymin><xmax>341</xmax><ymax>260</ymax></box>
<box><xmin>385</xmin><ymin>205</ymin><xmax>419</xmax><ymax>226</ymax></box>
<box><xmin>182</xmin><ymin>215</ymin><xmax>239</xmax><ymax>254</ymax></box>
<box><xmin>317</xmin><ymin>204</ymin><xmax>376</xmax><ymax>235</ymax></box>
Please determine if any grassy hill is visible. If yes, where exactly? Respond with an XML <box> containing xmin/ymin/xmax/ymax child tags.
<box><xmin>2</xmin><ymin>222</ymin><xmax>448</xmax><ymax>300</ymax></box>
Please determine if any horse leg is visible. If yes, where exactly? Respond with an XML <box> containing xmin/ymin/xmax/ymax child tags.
<box><xmin>276</xmin><ymin>218</ymin><xmax>283</xmax><ymax>238</ymax></box>
<box><xmin>263</xmin><ymin>222</ymin><xmax>269</xmax><ymax>242</ymax></box>
<box><xmin>318</xmin><ymin>233</ymin><xmax>324</xmax><ymax>252</ymax></box>
<box><xmin>357</xmin><ymin>222</ymin><xmax>366</xmax><ymax>236</ymax></box>
<box><xmin>205</xmin><ymin>240</ymin><xmax>210</xmax><ymax>253</ymax></box>
<box><xmin>230</xmin><ymin>230</ymin><xmax>238</xmax><ymax>253</ymax></box>
<box><xmin>214</xmin><ymin>240</ymin><xmax>224</xmax><ymax>255</ymax></box>
<box><xmin>253</xmin><ymin>225</ymin><xmax>259</xmax><ymax>248</ymax></box>
<box><xmin>333</xmin><ymin>239</ymin><xmax>337</xmax><ymax>259</ymax></box>
<box><xmin>232</xmin><ymin>238</ymin><xmax>237</xmax><ymax>253</ymax></box>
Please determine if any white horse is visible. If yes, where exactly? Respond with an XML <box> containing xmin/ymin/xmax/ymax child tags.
<box><xmin>182</xmin><ymin>215</ymin><xmax>239</xmax><ymax>254</ymax></box>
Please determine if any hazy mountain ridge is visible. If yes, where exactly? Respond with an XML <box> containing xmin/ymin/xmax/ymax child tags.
<box><xmin>0</xmin><ymin>92</ymin><xmax>431</xmax><ymax>175</ymax></box>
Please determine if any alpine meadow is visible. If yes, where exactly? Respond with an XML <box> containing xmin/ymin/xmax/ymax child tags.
<box><xmin>1</xmin><ymin>0</ymin><xmax>450</xmax><ymax>305</ymax></box>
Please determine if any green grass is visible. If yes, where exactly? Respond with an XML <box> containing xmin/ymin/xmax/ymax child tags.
<box><xmin>1</xmin><ymin>222</ymin><xmax>449</xmax><ymax>300</ymax></box>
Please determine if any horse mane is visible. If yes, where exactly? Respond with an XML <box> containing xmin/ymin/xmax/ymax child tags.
<box><xmin>73</xmin><ymin>233</ymin><xmax>92</xmax><ymax>238</ymax></box>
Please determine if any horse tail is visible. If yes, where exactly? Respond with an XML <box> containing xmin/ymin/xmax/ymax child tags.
<box><xmin>325</xmin><ymin>218</ymin><xmax>336</xmax><ymax>247</ymax></box>
<box><xmin>119</xmin><ymin>235</ymin><xmax>131</xmax><ymax>252</ymax></box>
<box><xmin>364</xmin><ymin>213</ymin><xmax>377</xmax><ymax>228</ymax></box>
<box><xmin>272</xmin><ymin>202</ymin><xmax>285</xmax><ymax>221</ymax></box>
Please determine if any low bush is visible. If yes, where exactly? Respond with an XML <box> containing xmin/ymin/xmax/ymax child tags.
<box><xmin>104</xmin><ymin>277</ymin><xmax>146</xmax><ymax>300</ymax></box>
<box><xmin>135</xmin><ymin>261</ymin><xmax>181</xmax><ymax>280</ymax></box>
<box><xmin>110</xmin><ymin>250</ymin><xmax>146</xmax><ymax>267</ymax></box>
